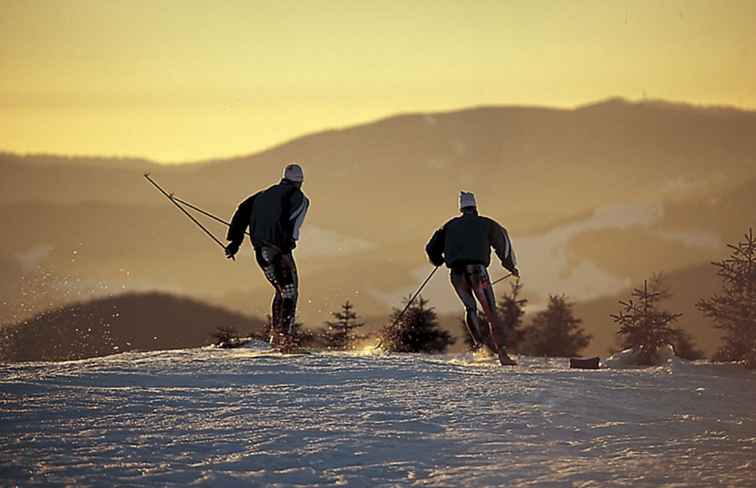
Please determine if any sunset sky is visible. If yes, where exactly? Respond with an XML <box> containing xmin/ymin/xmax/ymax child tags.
<box><xmin>2</xmin><ymin>0</ymin><xmax>755</xmax><ymax>162</ymax></box>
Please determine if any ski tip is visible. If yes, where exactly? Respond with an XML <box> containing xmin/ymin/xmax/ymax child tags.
<box><xmin>143</xmin><ymin>171</ymin><xmax>151</xmax><ymax>178</ymax></box>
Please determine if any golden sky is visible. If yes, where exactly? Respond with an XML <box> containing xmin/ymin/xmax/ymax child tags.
<box><xmin>2</xmin><ymin>0</ymin><xmax>755</xmax><ymax>162</ymax></box>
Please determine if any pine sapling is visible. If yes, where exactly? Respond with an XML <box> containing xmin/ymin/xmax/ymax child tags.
<box><xmin>522</xmin><ymin>294</ymin><xmax>591</xmax><ymax>357</ymax></box>
<box><xmin>697</xmin><ymin>228</ymin><xmax>756</xmax><ymax>368</ymax></box>
<box><xmin>611</xmin><ymin>279</ymin><xmax>682</xmax><ymax>365</ymax></box>
<box><xmin>323</xmin><ymin>300</ymin><xmax>366</xmax><ymax>350</ymax></box>
<box><xmin>380</xmin><ymin>296</ymin><xmax>455</xmax><ymax>354</ymax></box>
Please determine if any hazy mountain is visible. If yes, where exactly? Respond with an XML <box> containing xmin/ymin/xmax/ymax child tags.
<box><xmin>0</xmin><ymin>292</ymin><xmax>266</xmax><ymax>362</ymax></box>
<box><xmin>0</xmin><ymin>152</ymin><xmax>161</xmax><ymax>171</ymax></box>
<box><xmin>1</xmin><ymin>98</ymin><xmax>755</xmax><ymax>332</ymax></box>
<box><xmin>3</xmin><ymin>98</ymin><xmax>755</xmax><ymax>240</ymax></box>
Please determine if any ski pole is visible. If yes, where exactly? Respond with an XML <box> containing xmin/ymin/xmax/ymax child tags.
<box><xmin>143</xmin><ymin>172</ymin><xmax>233</xmax><ymax>259</ymax></box>
<box><xmin>170</xmin><ymin>194</ymin><xmax>250</xmax><ymax>237</ymax></box>
<box><xmin>374</xmin><ymin>265</ymin><xmax>440</xmax><ymax>350</ymax></box>
<box><xmin>492</xmin><ymin>273</ymin><xmax>513</xmax><ymax>286</ymax></box>
<box><xmin>393</xmin><ymin>266</ymin><xmax>440</xmax><ymax>324</ymax></box>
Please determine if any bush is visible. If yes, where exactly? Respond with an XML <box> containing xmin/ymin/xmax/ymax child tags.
<box><xmin>498</xmin><ymin>280</ymin><xmax>528</xmax><ymax>351</ymax></box>
<box><xmin>671</xmin><ymin>329</ymin><xmax>705</xmax><ymax>361</ymax></box>
<box><xmin>380</xmin><ymin>296</ymin><xmax>455</xmax><ymax>354</ymax></box>
<box><xmin>212</xmin><ymin>325</ymin><xmax>240</xmax><ymax>348</ymax></box>
<box><xmin>611</xmin><ymin>276</ymin><xmax>683</xmax><ymax>365</ymax></box>
<box><xmin>322</xmin><ymin>301</ymin><xmax>366</xmax><ymax>350</ymax></box>
<box><xmin>521</xmin><ymin>294</ymin><xmax>591</xmax><ymax>357</ymax></box>
<box><xmin>697</xmin><ymin>228</ymin><xmax>756</xmax><ymax>368</ymax></box>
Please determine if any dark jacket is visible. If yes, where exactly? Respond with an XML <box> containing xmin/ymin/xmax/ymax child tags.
<box><xmin>425</xmin><ymin>209</ymin><xmax>517</xmax><ymax>271</ymax></box>
<box><xmin>227</xmin><ymin>179</ymin><xmax>310</xmax><ymax>252</ymax></box>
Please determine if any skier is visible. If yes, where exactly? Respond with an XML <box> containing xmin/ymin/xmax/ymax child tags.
<box><xmin>425</xmin><ymin>191</ymin><xmax>519</xmax><ymax>366</ymax></box>
<box><xmin>224</xmin><ymin>163</ymin><xmax>310</xmax><ymax>349</ymax></box>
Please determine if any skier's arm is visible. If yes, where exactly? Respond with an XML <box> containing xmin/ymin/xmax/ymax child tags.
<box><xmin>289</xmin><ymin>195</ymin><xmax>309</xmax><ymax>241</ymax></box>
<box><xmin>491</xmin><ymin>222</ymin><xmax>518</xmax><ymax>274</ymax></box>
<box><xmin>425</xmin><ymin>227</ymin><xmax>446</xmax><ymax>267</ymax></box>
<box><xmin>226</xmin><ymin>194</ymin><xmax>256</xmax><ymax>245</ymax></box>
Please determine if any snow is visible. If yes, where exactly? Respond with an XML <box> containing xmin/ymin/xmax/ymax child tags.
<box><xmin>1</xmin><ymin>342</ymin><xmax>755</xmax><ymax>487</ymax></box>
<box><xmin>603</xmin><ymin>345</ymin><xmax>677</xmax><ymax>369</ymax></box>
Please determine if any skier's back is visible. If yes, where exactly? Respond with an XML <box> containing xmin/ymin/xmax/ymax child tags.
<box><xmin>225</xmin><ymin>164</ymin><xmax>310</xmax><ymax>349</ymax></box>
<box><xmin>426</xmin><ymin>191</ymin><xmax>519</xmax><ymax>366</ymax></box>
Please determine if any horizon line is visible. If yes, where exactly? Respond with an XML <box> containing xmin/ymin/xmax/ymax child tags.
<box><xmin>3</xmin><ymin>95</ymin><xmax>753</xmax><ymax>166</ymax></box>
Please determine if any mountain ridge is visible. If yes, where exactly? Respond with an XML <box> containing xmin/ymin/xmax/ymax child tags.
<box><xmin>3</xmin><ymin>97</ymin><xmax>755</xmax><ymax>167</ymax></box>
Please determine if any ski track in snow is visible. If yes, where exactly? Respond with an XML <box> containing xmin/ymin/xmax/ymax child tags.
<box><xmin>1</xmin><ymin>345</ymin><xmax>755</xmax><ymax>487</ymax></box>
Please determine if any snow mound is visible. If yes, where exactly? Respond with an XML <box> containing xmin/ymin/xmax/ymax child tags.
<box><xmin>603</xmin><ymin>345</ymin><xmax>677</xmax><ymax>369</ymax></box>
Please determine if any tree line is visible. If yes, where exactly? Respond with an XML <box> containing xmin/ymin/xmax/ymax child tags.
<box><xmin>215</xmin><ymin>227</ymin><xmax>756</xmax><ymax>368</ymax></box>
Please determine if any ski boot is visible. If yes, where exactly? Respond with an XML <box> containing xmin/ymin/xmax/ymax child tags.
<box><xmin>270</xmin><ymin>332</ymin><xmax>299</xmax><ymax>354</ymax></box>
<box><xmin>496</xmin><ymin>348</ymin><xmax>517</xmax><ymax>366</ymax></box>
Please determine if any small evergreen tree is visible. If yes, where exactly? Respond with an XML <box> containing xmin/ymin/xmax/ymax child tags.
<box><xmin>697</xmin><ymin>228</ymin><xmax>756</xmax><ymax>368</ymax></box>
<box><xmin>521</xmin><ymin>294</ymin><xmax>591</xmax><ymax>357</ymax></box>
<box><xmin>323</xmin><ymin>301</ymin><xmax>366</xmax><ymax>350</ymax></box>
<box><xmin>671</xmin><ymin>329</ymin><xmax>705</xmax><ymax>361</ymax></box>
<box><xmin>380</xmin><ymin>296</ymin><xmax>455</xmax><ymax>354</ymax></box>
<box><xmin>610</xmin><ymin>278</ymin><xmax>682</xmax><ymax>365</ymax></box>
<box><xmin>498</xmin><ymin>280</ymin><xmax>528</xmax><ymax>351</ymax></box>
<box><xmin>212</xmin><ymin>325</ymin><xmax>239</xmax><ymax>346</ymax></box>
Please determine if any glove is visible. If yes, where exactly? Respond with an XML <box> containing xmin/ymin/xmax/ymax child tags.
<box><xmin>225</xmin><ymin>241</ymin><xmax>240</xmax><ymax>259</ymax></box>
<box><xmin>429</xmin><ymin>253</ymin><xmax>444</xmax><ymax>267</ymax></box>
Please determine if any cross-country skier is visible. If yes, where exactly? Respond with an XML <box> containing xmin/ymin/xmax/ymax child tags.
<box><xmin>425</xmin><ymin>191</ymin><xmax>519</xmax><ymax>366</ymax></box>
<box><xmin>224</xmin><ymin>163</ymin><xmax>310</xmax><ymax>349</ymax></box>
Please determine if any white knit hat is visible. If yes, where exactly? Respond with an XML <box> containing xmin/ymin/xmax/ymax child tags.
<box><xmin>283</xmin><ymin>163</ymin><xmax>304</xmax><ymax>183</ymax></box>
<box><xmin>460</xmin><ymin>191</ymin><xmax>476</xmax><ymax>209</ymax></box>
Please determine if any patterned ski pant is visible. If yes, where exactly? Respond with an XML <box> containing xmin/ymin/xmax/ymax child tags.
<box><xmin>450</xmin><ymin>265</ymin><xmax>505</xmax><ymax>352</ymax></box>
<box><xmin>255</xmin><ymin>246</ymin><xmax>298</xmax><ymax>336</ymax></box>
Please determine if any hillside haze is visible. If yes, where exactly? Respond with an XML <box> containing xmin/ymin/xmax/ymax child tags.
<box><xmin>2</xmin><ymin>98</ymin><xmax>755</xmax><ymax>356</ymax></box>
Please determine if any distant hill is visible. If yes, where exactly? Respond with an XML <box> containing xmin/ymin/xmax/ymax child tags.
<box><xmin>0</xmin><ymin>152</ymin><xmax>162</xmax><ymax>171</ymax></box>
<box><xmin>0</xmin><ymin>292</ymin><xmax>266</xmax><ymax>362</ymax></box>
<box><xmin>1</xmin><ymin>98</ymin><xmax>755</xmax><ymax>334</ymax></box>
<box><xmin>3</xmin><ymin>98</ymin><xmax>755</xmax><ymax>241</ymax></box>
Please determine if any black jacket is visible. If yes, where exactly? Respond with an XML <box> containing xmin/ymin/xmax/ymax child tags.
<box><xmin>227</xmin><ymin>179</ymin><xmax>309</xmax><ymax>252</ymax></box>
<box><xmin>426</xmin><ymin>210</ymin><xmax>517</xmax><ymax>271</ymax></box>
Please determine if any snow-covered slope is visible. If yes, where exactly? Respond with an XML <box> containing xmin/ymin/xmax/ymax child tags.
<box><xmin>1</xmin><ymin>344</ymin><xmax>755</xmax><ymax>487</ymax></box>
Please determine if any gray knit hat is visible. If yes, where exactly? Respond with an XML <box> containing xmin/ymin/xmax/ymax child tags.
<box><xmin>460</xmin><ymin>191</ymin><xmax>476</xmax><ymax>209</ymax></box>
<box><xmin>283</xmin><ymin>163</ymin><xmax>304</xmax><ymax>183</ymax></box>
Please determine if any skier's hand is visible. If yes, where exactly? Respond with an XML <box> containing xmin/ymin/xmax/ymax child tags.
<box><xmin>225</xmin><ymin>241</ymin><xmax>240</xmax><ymax>259</ymax></box>
<box><xmin>429</xmin><ymin>253</ymin><xmax>445</xmax><ymax>267</ymax></box>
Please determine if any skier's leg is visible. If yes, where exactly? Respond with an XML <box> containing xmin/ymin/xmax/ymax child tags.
<box><xmin>468</xmin><ymin>266</ymin><xmax>500</xmax><ymax>344</ymax></box>
<box><xmin>271</xmin><ymin>291</ymin><xmax>283</xmax><ymax>333</ymax></box>
<box><xmin>470</xmin><ymin>266</ymin><xmax>516</xmax><ymax>366</ymax></box>
<box><xmin>451</xmin><ymin>268</ymin><xmax>484</xmax><ymax>349</ymax></box>
<box><xmin>255</xmin><ymin>247</ymin><xmax>284</xmax><ymax>342</ymax></box>
<box><xmin>275</xmin><ymin>252</ymin><xmax>299</xmax><ymax>336</ymax></box>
